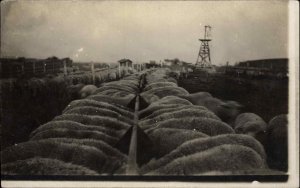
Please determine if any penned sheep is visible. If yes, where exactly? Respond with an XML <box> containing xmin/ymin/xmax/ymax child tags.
<box><xmin>1</xmin><ymin>140</ymin><xmax>124</xmax><ymax>174</ymax></box>
<box><xmin>30</xmin><ymin>128</ymin><xmax>118</xmax><ymax>145</ymax></box>
<box><xmin>63</xmin><ymin>106</ymin><xmax>133</xmax><ymax>125</ymax></box>
<box><xmin>141</xmin><ymin>105</ymin><xmax>208</xmax><ymax>120</ymax></box>
<box><xmin>150</xmin><ymin>96</ymin><xmax>192</xmax><ymax>106</ymax></box>
<box><xmin>141</xmin><ymin>86</ymin><xmax>189</xmax><ymax>99</ymax></box>
<box><xmin>53</xmin><ymin>114</ymin><xmax>131</xmax><ymax>131</ymax></box>
<box><xmin>139</xmin><ymin>104</ymin><xmax>193</xmax><ymax>119</ymax></box>
<box><xmin>95</xmin><ymin>89</ymin><xmax>133</xmax><ymax>97</ymax></box>
<box><xmin>30</xmin><ymin>120</ymin><xmax>122</xmax><ymax>138</ymax></box>
<box><xmin>266</xmin><ymin>114</ymin><xmax>288</xmax><ymax>172</ymax></box>
<box><xmin>1</xmin><ymin>157</ymin><xmax>99</xmax><ymax>175</ymax></box>
<box><xmin>42</xmin><ymin>138</ymin><xmax>127</xmax><ymax>160</ymax></box>
<box><xmin>108</xmin><ymin>72</ymin><xmax>117</xmax><ymax>81</ymax></box>
<box><xmin>140</xmin><ymin>108</ymin><xmax>221</xmax><ymax>130</ymax></box>
<box><xmin>146</xmin><ymin>144</ymin><xmax>266</xmax><ymax>175</ymax></box>
<box><xmin>79</xmin><ymin>85</ymin><xmax>98</xmax><ymax>98</ymax></box>
<box><xmin>67</xmin><ymin>83</ymin><xmax>85</xmax><ymax>99</ymax></box>
<box><xmin>146</xmin><ymin>117</ymin><xmax>234</xmax><ymax>136</ymax></box>
<box><xmin>148</xmin><ymin>128</ymin><xmax>209</xmax><ymax>158</ymax></box>
<box><xmin>140</xmin><ymin>134</ymin><xmax>266</xmax><ymax>174</ymax></box>
<box><xmin>94</xmin><ymin>85</ymin><xmax>136</xmax><ymax>94</ymax></box>
<box><xmin>138</xmin><ymin>96</ymin><xmax>194</xmax><ymax>119</ymax></box>
<box><xmin>140</xmin><ymin>94</ymin><xmax>160</xmax><ymax>104</ymax></box>
<box><xmin>179</xmin><ymin>92</ymin><xmax>242</xmax><ymax>124</ymax></box>
<box><xmin>87</xmin><ymin>94</ymin><xmax>136</xmax><ymax>108</ymax></box>
<box><xmin>234</xmin><ymin>113</ymin><xmax>267</xmax><ymax>141</ymax></box>
<box><xmin>178</xmin><ymin>92</ymin><xmax>212</xmax><ymax>103</ymax></box>
<box><xmin>144</xmin><ymin>82</ymin><xmax>177</xmax><ymax>92</ymax></box>
<box><xmin>63</xmin><ymin>99</ymin><xmax>134</xmax><ymax>118</ymax></box>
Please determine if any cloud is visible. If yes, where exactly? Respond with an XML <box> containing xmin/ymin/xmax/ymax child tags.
<box><xmin>1</xmin><ymin>1</ymin><xmax>288</xmax><ymax>65</ymax></box>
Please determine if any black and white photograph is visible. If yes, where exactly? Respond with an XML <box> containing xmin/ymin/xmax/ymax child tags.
<box><xmin>1</xmin><ymin>0</ymin><xmax>299</xmax><ymax>187</ymax></box>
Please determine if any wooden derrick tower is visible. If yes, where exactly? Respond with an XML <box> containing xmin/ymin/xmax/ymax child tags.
<box><xmin>195</xmin><ymin>25</ymin><xmax>212</xmax><ymax>68</ymax></box>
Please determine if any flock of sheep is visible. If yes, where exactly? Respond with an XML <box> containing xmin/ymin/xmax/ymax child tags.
<box><xmin>1</xmin><ymin>68</ymin><xmax>288</xmax><ymax>175</ymax></box>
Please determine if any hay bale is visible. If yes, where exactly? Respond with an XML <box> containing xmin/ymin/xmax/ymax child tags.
<box><xmin>63</xmin><ymin>99</ymin><xmax>134</xmax><ymax>118</ymax></box>
<box><xmin>2</xmin><ymin>157</ymin><xmax>99</xmax><ymax>175</ymax></box>
<box><xmin>146</xmin><ymin>117</ymin><xmax>234</xmax><ymax>136</ymax></box>
<box><xmin>54</xmin><ymin>114</ymin><xmax>131</xmax><ymax>130</ymax></box>
<box><xmin>147</xmin><ymin>144</ymin><xmax>265</xmax><ymax>175</ymax></box>
<box><xmin>140</xmin><ymin>134</ymin><xmax>266</xmax><ymax>174</ymax></box>
<box><xmin>63</xmin><ymin>106</ymin><xmax>133</xmax><ymax>125</ymax></box>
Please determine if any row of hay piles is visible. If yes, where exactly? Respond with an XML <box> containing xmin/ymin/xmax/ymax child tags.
<box><xmin>138</xmin><ymin>68</ymin><xmax>270</xmax><ymax>175</ymax></box>
<box><xmin>1</xmin><ymin>72</ymin><xmax>147</xmax><ymax>176</ymax></box>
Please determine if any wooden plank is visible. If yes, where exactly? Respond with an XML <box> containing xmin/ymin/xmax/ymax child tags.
<box><xmin>126</xmin><ymin>95</ymin><xmax>140</xmax><ymax>175</ymax></box>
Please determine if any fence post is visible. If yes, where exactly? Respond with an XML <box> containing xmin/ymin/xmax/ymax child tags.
<box><xmin>32</xmin><ymin>61</ymin><xmax>35</xmax><ymax>74</ymax></box>
<box><xmin>118</xmin><ymin>62</ymin><xmax>121</xmax><ymax>78</ymax></box>
<box><xmin>43</xmin><ymin>62</ymin><xmax>46</xmax><ymax>73</ymax></box>
<box><xmin>91</xmin><ymin>62</ymin><xmax>95</xmax><ymax>84</ymax></box>
<box><xmin>63</xmin><ymin>60</ymin><xmax>68</xmax><ymax>76</ymax></box>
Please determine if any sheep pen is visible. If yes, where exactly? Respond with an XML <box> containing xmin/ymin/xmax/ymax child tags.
<box><xmin>1</xmin><ymin>68</ymin><xmax>288</xmax><ymax>177</ymax></box>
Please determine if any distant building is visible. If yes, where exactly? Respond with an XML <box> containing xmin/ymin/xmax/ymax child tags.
<box><xmin>118</xmin><ymin>59</ymin><xmax>133</xmax><ymax>67</ymax></box>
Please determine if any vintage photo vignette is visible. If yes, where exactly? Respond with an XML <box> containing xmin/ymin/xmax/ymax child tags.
<box><xmin>1</xmin><ymin>0</ymin><xmax>299</xmax><ymax>187</ymax></box>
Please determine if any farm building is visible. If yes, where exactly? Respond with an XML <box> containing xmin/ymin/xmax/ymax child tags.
<box><xmin>118</xmin><ymin>59</ymin><xmax>133</xmax><ymax>68</ymax></box>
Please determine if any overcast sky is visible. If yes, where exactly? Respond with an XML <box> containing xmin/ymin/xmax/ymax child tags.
<box><xmin>1</xmin><ymin>0</ymin><xmax>288</xmax><ymax>65</ymax></box>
